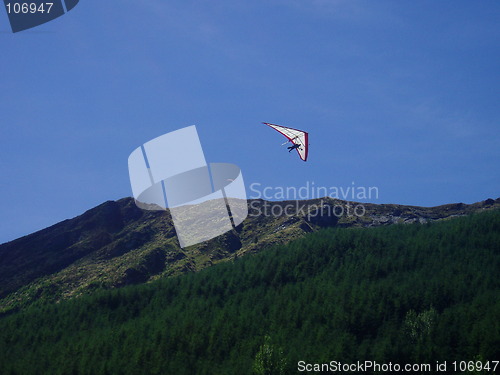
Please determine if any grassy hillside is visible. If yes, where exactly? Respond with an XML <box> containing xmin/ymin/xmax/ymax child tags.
<box><xmin>1</xmin><ymin>197</ymin><xmax>498</xmax><ymax>313</ymax></box>
<box><xmin>0</xmin><ymin>210</ymin><xmax>499</xmax><ymax>374</ymax></box>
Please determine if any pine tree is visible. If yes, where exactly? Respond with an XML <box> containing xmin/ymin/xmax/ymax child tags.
<box><xmin>253</xmin><ymin>335</ymin><xmax>287</xmax><ymax>375</ymax></box>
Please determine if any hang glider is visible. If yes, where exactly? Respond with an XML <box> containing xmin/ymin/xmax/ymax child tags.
<box><xmin>263</xmin><ymin>122</ymin><xmax>309</xmax><ymax>161</ymax></box>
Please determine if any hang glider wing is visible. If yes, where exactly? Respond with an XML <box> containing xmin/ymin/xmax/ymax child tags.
<box><xmin>263</xmin><ymin>122</ymin><xmax>309</xmax><ymax>161</ymax></box>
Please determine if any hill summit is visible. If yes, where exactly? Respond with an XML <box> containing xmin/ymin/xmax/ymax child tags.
<box><xmin>0</xmin><ymin>196</ymin><xmax>498</xmax><ymax>312</ymax></box>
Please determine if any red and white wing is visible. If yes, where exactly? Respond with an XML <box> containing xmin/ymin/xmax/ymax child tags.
<box><xmin>263</xmin><ymin>122</ymin><xmax>309</xmax><ymax>161</ymax></box>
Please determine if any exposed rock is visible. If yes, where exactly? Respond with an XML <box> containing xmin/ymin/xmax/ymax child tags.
<box><xmin>0</xmin><ymin>196</ymin><xmax>499</xmax><ymax>311</ymax></box>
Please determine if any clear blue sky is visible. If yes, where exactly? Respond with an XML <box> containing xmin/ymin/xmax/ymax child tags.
<box><xmin>1</xmin><ymin>0</ymin><xmax>499</xmax><ymax>244</ymax></box>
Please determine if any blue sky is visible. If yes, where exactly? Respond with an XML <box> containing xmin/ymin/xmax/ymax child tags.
<box><xmin>1</xmin><ymin>0</ymin><xmax>499</xmax><ymax>244</ymax></box>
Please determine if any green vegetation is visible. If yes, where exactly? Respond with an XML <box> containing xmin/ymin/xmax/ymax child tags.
<box><xmin>2</xmin><ymin>197</ymin><xmax>498</xmax><ymax>313</ymax></box>
<box><xmin>0</xmin><ymin>210</ymin><xmax>498</xmax><ymax>374</ymax></box>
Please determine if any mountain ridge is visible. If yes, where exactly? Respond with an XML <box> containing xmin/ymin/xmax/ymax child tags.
<box><xmin>0</xmin><ymin>196</ymin><xmax>498</xmax><ymax>313</ymax></box>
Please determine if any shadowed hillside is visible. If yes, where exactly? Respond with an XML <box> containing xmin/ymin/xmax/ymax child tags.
<box><xmin>0</xmin><ymin>196</ymin><xmax>498</xmax><ymax>312</ymax></box>
<box><xmin>0</xmin><ymin>209</ymin><xmax>498</xmax><ymax>374</ymax></box>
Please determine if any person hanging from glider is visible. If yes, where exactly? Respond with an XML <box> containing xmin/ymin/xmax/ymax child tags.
<box><xmin>262</xmin><ymin>122</ymin><xmax>309</xmax><ymax>161</ymax></box>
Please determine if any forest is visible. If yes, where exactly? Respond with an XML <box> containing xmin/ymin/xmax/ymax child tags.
<box><xmin>0</xmin><ymin>210</ymin><xmax>498</xmax><ymax>374</ymax></box>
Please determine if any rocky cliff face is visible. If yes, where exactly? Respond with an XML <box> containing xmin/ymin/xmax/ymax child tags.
<box><xmin>1</xmin><ymin>196</ymin><xmax>498</xmax><ymax>312</ymax></box>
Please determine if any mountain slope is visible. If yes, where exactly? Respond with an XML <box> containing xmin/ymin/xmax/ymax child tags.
<box><xmin>0</xmin><ymin>210</ymin><xmax>498</xmax><ymax>374</ymax></box>
<box><xmin>0</xmin><ymin>196</ymin><xmax>498</xmax><ymax>312</ymax></box>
